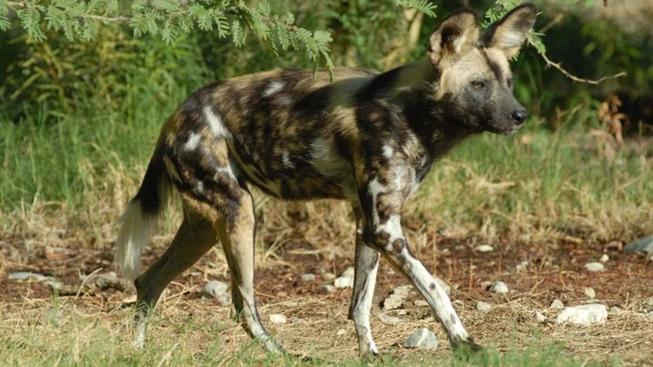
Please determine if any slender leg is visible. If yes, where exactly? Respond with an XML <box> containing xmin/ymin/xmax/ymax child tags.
<box><xmin>217</xmin><ymin>191</ymin><xmax>285</xmax><ymax>354</ymax></box>
<box><xmin>349</xmin><ymin>237</ymin><xmax>380</xmax><ymax>356</ymax></box>
<box><xmin>132</xmin><ymin>199</ymin><xmax>218</xmax><ymax>348</ymax></box>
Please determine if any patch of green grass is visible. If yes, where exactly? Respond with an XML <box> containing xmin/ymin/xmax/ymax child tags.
<box><xmin>0</xmin><ymin>303</ymin><xmax>602</xmax><ymax>367</ymax></box>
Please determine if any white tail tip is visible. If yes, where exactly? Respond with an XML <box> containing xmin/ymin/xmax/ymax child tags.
<box><xmin>115</xmin><ymin>201</ymin><xmax>156</xmax><ymax>280</ymax></box>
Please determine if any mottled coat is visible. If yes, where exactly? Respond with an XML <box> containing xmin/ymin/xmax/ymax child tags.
<box><xmin>116</xmin><ymin>4</ymin><xmax>538</xmax><ymax>357</ymax></box>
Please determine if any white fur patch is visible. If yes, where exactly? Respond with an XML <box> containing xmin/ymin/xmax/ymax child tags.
<box><xmin>382</xmin><ymin>145</ymin><xmax>394</xmax><ymax>159</ymax></box>
<box><xmin>263</xmin><ymin>81</ymin><xmax>285</xmax><ymax>97</ymax></box>
<box><xmin>282</xmin><ymin>152</ymin><xmax>293</xmax><ymax>168</ymax></box>
<box><xmin>367</xmin><ymin>178</ymin><xmax>386</xmax><ymax>226</ymax></box>
<box><xmin>196</xmin><ymin>180</ymin><xmax>204</xmax><ymax>194</ymax></box>
<box><xmin>115</xmin><ymin>201</ymin><xmax>157</xmax><ymax>280</ymax></box>
<box><xmin>377</xmin><ymin>214</ymin><xmax>403</xmax><ymax>245</ymax></box>
<box><xmin>184</xmin><ymin>132</ymin><xmax>201</xmax><ymax>151</ymax></box>
<box><xmin>214</xmin><ymin>166</ymin><xmax>237</xmax><ymax>181</ymax></box>
<box><xmin>204</xmin><ymin>106</ymin><xmax>230</xmax><ymax>138</ymax></box>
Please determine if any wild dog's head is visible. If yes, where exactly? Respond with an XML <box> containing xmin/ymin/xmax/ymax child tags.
<box><xmin>427</xmin><ymin>4</ymin><xmax>537</xmax><ymax>134</ymax></box>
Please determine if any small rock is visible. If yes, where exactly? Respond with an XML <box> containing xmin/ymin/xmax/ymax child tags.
<box><xmin>341</xmin><ymin>266</ymin><xmax>355</xmax><ymax>278</ymax></box>
<box><xmin>609</xmin><ymin>306</ymin><xmax>622</xmax><ymax>314</ymax></box>
<box><xmin>382</xmin><ymin>285</ymin><xmax>412</xmax><ymax>311</ymax></box>
<box><xmin>269</xmin><ymin>313</ymin><xmax>287</xmax><ymax>324</ymax></box>
<box><xmin>301</xmin><ymin>273</ymin><xmax>316</xmax><ymax>282</ymax></box>
<box><xmin>476</xmin><ymin>301</ymin><xmax>492</xmax><ymax>313</ymax></box>
<box><xmin>322</xmin><ymin>272</ymin><xmax>336</xmax><ymax>281</ymax></box>
<box><xmin>476</xmin><ymin>245</ymin><xmax>494</xmax><ymax>253</ymax></box>
<box><xmin>624</xmin><ymin>235</ymin><xmax>653</xmax><ymax>257</ymax></box>
<box><xmin>334</xmin><ymin>276</ymin><xmax>354</xmax><ymax>289</ymax></box>
<box><xmin>583</xmin><ymin>287</ymin><xmax>596</xmax><ymax>299</ymax></box>
<box><xmin>8</xmin><ymin>271</ymin><xmax>49</xmax><ymax>282</ymax></box>
<box><xmin>402</xmin><ymin>328</ymin><xmax>438</xmax><ymax>349</ymax></box>
<box><xmin>336</xmin><ymin>328</ymin><xmax>346</xmax><ymax>336</ymax></box>
<box><xmin>93</xmin><ymin>272</ymin><xmax>131</xmax><ymax>291</ymax></box>
<box><xmin>584</xmin><ymin>262</ymin><xmax>605</xmax><ymax>272</ymax></box>
<box><xmin>203</xmin><ymin>280</ymin><xmax>231</xmax><ymax>306</ymax></box>
<box><xmin>490</xmin><ymin>281</ymin><xmax>509</xmax><ymax>295</ymax></box>
<box><xmin>550</xmin><ymin>299</ymin><xmax>565</xmax><ymax>310</ymax></box>
<box><xmin>377</xmin><ymin>312</ymin><xmax>404</xmax><ymax>325</ymax></box>
<box><xmin>555</xmin><ymin>304</ymin><xmax>608</xmax><ymax>326</ymax></box>
<box><xmin>599</xmin><ymin>254</ymin><xmax>609</xmax><ymax>263</ymax></box>
<box><xmin>414</xmin><ymin>300</ymin><xmax>428</xmax><ymax>307</ymax></box>
<box><xmin>514</xmin><ymin>260</ymin><xmax>529</xmax><ymax>273</ymax></box>
<box><xmin>321</xmin><ymin>284</ymin><xmax>336</xmax><ymax>293</ymax></box>
<box><xmin>534</xmin><ymin>311</ymin><xmax>546</xmax><ymax>323</ymax></box>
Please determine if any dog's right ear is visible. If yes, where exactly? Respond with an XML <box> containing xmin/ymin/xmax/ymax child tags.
<box><xmin>428</xmin><ymin>10</ymin><xmax>480</xmax><ymax>66</ymax></box>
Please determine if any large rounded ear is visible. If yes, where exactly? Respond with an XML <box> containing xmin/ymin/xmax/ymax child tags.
<box><xmin>428</xmin><ymin>10</ymin><xmax>480</xmax><ymax>65</ymax></box>
<box><xmin>482</xmin><ymin>4</ymin><xmax>538</xmax><ymax>58</ymax></box>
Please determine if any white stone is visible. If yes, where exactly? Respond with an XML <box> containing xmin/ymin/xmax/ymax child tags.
<box><xmin>341</xmin><ymin>266</ymin><xmax>355</xmax><ymax>278</ymax></box>
<box><xmin>402</xmin><ymin>328</ymin><xmax>438</xmax><ymax>349</ymax></box>
<box><xmin>476</xmin><ymin>301</ymin><xmax>492</xmax><ymax>313</ymax></box>
<box><xmin>301</xmin><ymin>273</ymin><xmax>316</xmax><ymax>282</ymax></box>
<box><xmin>414</xmin><ymin>300</ymin><xmax>428</xmax><ymax>307</ymax></box>
<box><xmin>476</xmin><ymin>245</ymin><xmax>494</xmax><ymax>253</ymax></box>
<box><xmin>514</xmin><ymin>260</ymin><xmax>529</xmax><ymax>272</ymax></box>
<box><xmin>609</xmin><ymin>306</ymin><xmax>622</xmax><ymax>314</ymax></box>
<box><xmin>583</xmin><ymin>287</ymin><xmax>596</xmax><ymax>299</ymax></box>
<box><xmin>599</xmin><ymin>254</ymin><xmax>609</xmax><ymax>263</ymax></box>
<box><xmin>584</xmin><ymin>262</ymin><xmax>605</xmax><ymax>272</ymax></box>
<box><xmin>490</xmin><ymin>281</ymin><xmax>509</xmax><ymax>294</ymax></box>
<box><xmin>203</xmin><ymin>280</ymin><xmax>231</xmax><ymax>306</ymax></box>
<box><xmin>321</xmin><ymin>284</ymin><xmax>336</xmax><ymax>293</ymax></box>
<box><xmin>382</xmin><ymin>285</ymin><xmax>412</xmax><ymax>311</ymax></box>
<box><xmin>377</xmin><ymin>312</ymin><xmax>404</xmax><ymax>325</ymax></box>
<box><xmin>334</xmin><ymin>276</ymin><xmax>354</xmax><ymax>289</ymax></box>
<box><xmin>555</xmin><ymin>304</ymin><xmax>608</xmax><ymax>326</ymax></box>
<box><xmin>624</xmin><ymin>235</ymin><xmax>653</xmax><ymax>256</ymax></box>
<box><xmin>269</xmin><ymin>313</ymin><xmax>287</xmax><ymax>324</ymax></box>
<box><xmin>336</xmin><ymin>328</ymin><xmax>346</xmax><ymax>336</ymax></box>
<box><xmin>550</xmin><ymin>299</ymin><xmax>565</xmax><ymax>309</ymax></box>
<box><xmin>534</xmin><ymin>311</ymin><xmax>546</xmax><ymax>323</ymax></box>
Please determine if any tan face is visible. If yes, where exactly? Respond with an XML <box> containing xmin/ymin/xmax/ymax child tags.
<box><xmin>428</xmin><ymin>5</ymin><xmax>537</xmax><ymax>133</ymax></box>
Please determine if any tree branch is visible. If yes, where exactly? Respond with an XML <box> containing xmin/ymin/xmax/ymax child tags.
<box><xmin>535</xmin><ymin>46</ymin><xmax>627</xmax><ymax>85</ymax></box>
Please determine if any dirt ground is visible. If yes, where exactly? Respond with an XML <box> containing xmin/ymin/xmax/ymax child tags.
<box><xmin>1</xmin><ymin>230</ymin><xmax>653</xmax><ymax>365</ymax></box>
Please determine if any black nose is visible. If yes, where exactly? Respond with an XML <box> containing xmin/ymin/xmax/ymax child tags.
<box><xmin>511</xmin><ymin>109</ymin><xmax>528</xmax><ymax>125</ymax></box>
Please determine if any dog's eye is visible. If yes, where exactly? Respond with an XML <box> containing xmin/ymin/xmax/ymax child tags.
<box><xmin>470</xmin><ymin>80</ymin><xmax>487</xmax><ymax>89</ymax></box>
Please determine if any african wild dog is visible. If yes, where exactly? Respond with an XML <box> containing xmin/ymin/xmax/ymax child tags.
<box><xmin>116</xmin><ymin>4</ymin><xmax>537</xmax><ymax>356</ymax></box>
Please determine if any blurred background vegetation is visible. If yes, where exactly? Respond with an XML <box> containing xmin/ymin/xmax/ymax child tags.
<box><xmin>0</xmin><ymin>0</ymin><xmax>651</xmax><ymax>245</ymax></box>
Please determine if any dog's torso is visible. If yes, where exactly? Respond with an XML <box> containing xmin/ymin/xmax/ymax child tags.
<box><xmin>158</xmin><ymin>64</ymin><xmax>472</xmax><ymax>205</ymax></box>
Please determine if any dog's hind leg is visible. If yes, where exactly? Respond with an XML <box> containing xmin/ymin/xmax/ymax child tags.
<box><xmin>217</xmin><ymin>189</ymin><xmax>285</xmax><ymax>354</ymax></box>
<box><xmin>348</xmin><ymin>207</ymin><xmax>380</xmax><ymax>357</ymax></box>
<box><xmin>132</xmin><ymin>195</ymin><xmax>218</xmax><ymax>348</ymax></box>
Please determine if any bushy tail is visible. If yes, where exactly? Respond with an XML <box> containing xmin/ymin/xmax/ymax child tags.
<box><xmin>115</xmin><ymin>150</ymin><xmax>169</xmax><ymax>280</ymax></box>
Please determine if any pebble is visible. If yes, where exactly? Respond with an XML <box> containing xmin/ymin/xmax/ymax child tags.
<box><xmin>476</xmin><ymin>245</ymin><xmax>494</xmax><ymax>253</ymax></box>
<box><xmin>476</xmin><ymin>301</ymin><xmax>492</xmax><ymax>313</ymax></box>
<box><xmin>93</xmin><ymin>272</ymin><xmax>131</xmax><ymax>291</ymax></box>
<box><xmin>583</xmin><ymin>287</ymin><xmax>596</xmax><ymax>299</ymax></box>
<box><xmin>599</xmin><ymin>254</ymin><xmax>609</xmax><ymax>263</ymax></box>
<box><xmin>584</xmin><ymin>262</ymin><xmax>605</xmax><ymax>272</ymax></box>
<box><xmin>624</xmin><ymin>235</ymin><xmax>653</xmax><ymax>257</ymax></box>
<box><xmin>300</xmin><ymin>273</ymin><xmax>316</xmax><ymax>282</ymax></box>
<box><xmin>514</xmin><ymin>260</ymin><xmax>529</xmax><ymax>273</ymax></box>
<box><xmin>402</xmin><ymin>328</ymin><xmax>438</xmax><ymax>349</ymax></box>
<box><xmin>269</xmin><ymin>313</ymin><xmax>287</xmax><ymax>324</ymax></box>
<box><xmin>334</xmin><ymin>276</ymin><xmax>354</xmax><ymax>289</ymax></box>
<box><xmin>490</xmin><ymin>281</ymin><xmax>509</xmax><ymax>294</ymax></box>
<box><xmin>609</xmin><ymin>306</ymin><xmax>622</xmax><ymax>314</ymax></box>
<box><xmin>534</xmin><ymin>311</ymin><xmax>546</xmax><ymax>323</ymax></box>
<box><xmin>322</xmin><ymin>272</ymin><xmax>336</xmax><ymax>281</ymax></box>
<box><xmin>377</xmin><ymin>312</ymin><xmax>404</xmax><ymax>325</ymax></box>
<box><xmin>8</xmin><ymin>271</ymin><xmax>49</xmax><ymax>282</ymax></box>
<box><xmin>550</xmin><ymin>299</ymin><xmax>565</xmax><ymax>310</ymax></box>
<box><xmin>336</xmin><ymin>328</ymin><xmax>346</xmax><ymax>336</ymax></box>
<box><xmin>555</xmin><ymin>304</ymin><xmax>608</xmax><ymax>326</ymax></box>
<box><xmin>382</xmin><ymin>285</ymin><xmax>411</xmax><ymax>311</ymax></box>
<box><xmin>341</xmin><ymin>266</ymin><xmax>355</xmax><ymax>278</ymax></box>
<box><xmin>203</xmin><ymin>280</ymin><xmax>231</xmax><ymax>306</ymax></box>
<box><xmin>321</xmin><ymin>284</ymin><xmax>336</xmax><ymax>293</ymax></box>
<box><xmin>414</xmin><ymin>300</ymin><xmax>428</xmax><ymax>307</ymax></box>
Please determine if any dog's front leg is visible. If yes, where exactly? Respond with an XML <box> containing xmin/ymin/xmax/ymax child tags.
<box><xmin>361</xmin><ymin>183</ymin><xmax>479</xmax><ymax>351</ymax></box>
<box><xmin>348</xmin><ymin>206</ymin><xmax>381</xmax><ymax>357</ymax></box>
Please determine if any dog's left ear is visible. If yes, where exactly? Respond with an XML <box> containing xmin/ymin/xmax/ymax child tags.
<box><xmin>483</xmin><ymin>4</ymin><xmax>538</xmax><ymax>58</ymax></box>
